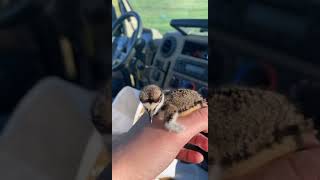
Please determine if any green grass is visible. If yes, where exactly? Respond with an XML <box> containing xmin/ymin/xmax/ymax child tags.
<box><xmin>112</xmin><ymin>0</ymin><xmax>121</xmax><ymax>16</ymax></box>
<box><xmin>128</xmin><ymin>0</ymin><xmax>208</xmax><ymax>34</ymax></box>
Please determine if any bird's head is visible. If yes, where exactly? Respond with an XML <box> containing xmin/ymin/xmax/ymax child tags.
<box><xmin>139</xmin><ymin>84</ymin><xmax>164</xmax><ymax>118</ymax></box>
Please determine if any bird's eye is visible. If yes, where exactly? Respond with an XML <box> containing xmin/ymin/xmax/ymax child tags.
<box><xmin>142</xmin><ymin>99</ymin><xmax>152</xmax><ymax>103</ymax></box>
<box><xmin>141</xmin><ymin>99</ymin><xmax>148</xmax><ymax>103</ymax></box>
<box><xmin>141</xmin><ymin>97</ymin><xmax>152</xmax><ymax>103</ymax></box>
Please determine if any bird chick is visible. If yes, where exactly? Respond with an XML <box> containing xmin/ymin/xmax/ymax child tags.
<box><xmin>207</xmin><ymin>86</ymin><xmax>315</xmax><ymax>179</ymax></box>
<box><xmin>139</xmin><ymin>84</ymin><xmax>207</xmax><ymax>133</ymax></box>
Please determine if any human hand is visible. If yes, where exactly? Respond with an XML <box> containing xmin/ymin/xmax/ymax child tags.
<box><xmin>230</xmin><ymin>133</ymin><xmax>320</xmax><ymax>180</ymax></box>
<box><xmin>112</xmin><ymin>107</ymin><xmax>208</xmax><ymax>180</ymax></box>
<box><xmin>176</xmin><ymin>132</ymin><xmax>208</xmax><ymax>164</ymax></box>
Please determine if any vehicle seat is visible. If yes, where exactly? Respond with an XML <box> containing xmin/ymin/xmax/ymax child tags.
<box><xmin>0</xmin><ymin>77</ymin><xmax>97</xmax><ymax>180</ymax></box>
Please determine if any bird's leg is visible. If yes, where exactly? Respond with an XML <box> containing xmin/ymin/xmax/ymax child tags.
<box><xmin>164</xmin><ymin>113</ymin><xmax>184</xmax><ymax>133</ymax></box>
<box><xmin>162</xmin><ymin>104</ymin><xmax>184</xmax><ymax>133</ymax></box>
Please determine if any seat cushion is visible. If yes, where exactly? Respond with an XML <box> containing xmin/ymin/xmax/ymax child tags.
<box><xmin>0</xmin><ymin>77</ymin><xmax>95</xmax><ymax>180</ymax></box>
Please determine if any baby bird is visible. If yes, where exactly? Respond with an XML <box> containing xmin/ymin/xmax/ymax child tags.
<box><xmin>207</xmin><ymin>86</ymin><xmax>316</xmax><ymax>179</ymax></box>
<box><xmin>139</xmin><ymin>84</ymin><xmax>207</xmax><ymax>133</ymax></box>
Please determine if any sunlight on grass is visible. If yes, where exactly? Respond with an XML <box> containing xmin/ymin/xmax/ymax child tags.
<box><xmin>112</xmin><ymin>0</ymin><xmax>121</xmax><ymax>16</ymax></box>
<box><xmin>128</xmin><ymin>0</ymin><xmax>208</xmax><ymax>34</ymax></box>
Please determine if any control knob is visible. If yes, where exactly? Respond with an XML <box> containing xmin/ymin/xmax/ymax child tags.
<box><xmin>180</xmin><ymin>80</ymin><xmax>196</xmax><ymax>90</ymax></box>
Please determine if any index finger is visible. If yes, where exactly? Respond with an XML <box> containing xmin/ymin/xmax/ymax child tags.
<box><xmin>188</xmin><ymin>133</ymin><xmax>208</xmax><ymax>152</ymax></box>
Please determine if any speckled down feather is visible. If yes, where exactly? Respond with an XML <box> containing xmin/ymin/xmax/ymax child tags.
<box><xmin>164</xmin><ymin>89</ymin><xmax>206</xmax><ymax>113</ymax></box>
<box><xmin>91</xmin><ymin>79</ymin><xmax>112</xmax><ymax>134</ymax></box>
<box><xmin>207</xmin><ymin>86</ymin><xmax>314</xmax><ymax>168</ymax></box>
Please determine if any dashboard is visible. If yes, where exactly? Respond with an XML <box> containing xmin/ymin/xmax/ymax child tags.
<box><xmin>149</xmin><ymin>33</ymin><xmax>208</xmax><ymax>98</ymax></box>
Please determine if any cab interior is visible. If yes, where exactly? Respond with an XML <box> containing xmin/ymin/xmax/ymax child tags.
<box><xmin>112</xmin><ymin>0</ymin><xmax>209</xmax><ymax>172</ymax></box>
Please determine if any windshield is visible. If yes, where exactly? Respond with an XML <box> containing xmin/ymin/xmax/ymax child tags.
<box><xmin>128</xmin><ymin>0</ymin><xmax>208</xmax><ymax>34</ymax></box>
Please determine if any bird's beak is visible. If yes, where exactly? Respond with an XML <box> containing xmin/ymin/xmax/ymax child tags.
<box><xmin>146</xmin><ymin>110</ymin><xmax>151</xmax><ymax>117</ymax></box>
<box><xmin>146</xmin><ymin>110</ymin><xmax>153</xmax><ymax>123</ymax></box>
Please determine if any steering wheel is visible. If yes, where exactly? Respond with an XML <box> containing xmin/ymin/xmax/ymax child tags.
<box><xmin>112</xmin><ymin>11</ymin><xmax>142</xmax><ymax>71</ymax></box>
